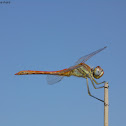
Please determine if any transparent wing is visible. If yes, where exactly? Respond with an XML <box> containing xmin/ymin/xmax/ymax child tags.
<box><xmin>46</xmin><ymin>46</ymin><xmax>107</xmax><ymax>85</ymax></box>
<box><xmin>46</xmin><ymin>63</ymin><xmax>89</xmax><ymax>85</ymax></box>
<box><xmin>75</xmin><ymin>46</ymin><xmax>107</xmax><ymax>65</ymax></box>
<box><xmin>46</xmin><ymin>75</ymin><xmax>64</xmax><ymax>85</ymax></box>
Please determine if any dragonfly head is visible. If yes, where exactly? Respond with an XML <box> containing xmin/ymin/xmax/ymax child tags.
<box><xmin>93</xmin><ymin>66</ymin><xmax>104</xmax><ymax>79</ymax></box>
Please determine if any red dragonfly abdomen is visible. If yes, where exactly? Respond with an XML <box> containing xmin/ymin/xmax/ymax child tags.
<box><xmin>15</xmin><ymin>69</ymin><xmax>71</xmax><ymax>76</ymax></box>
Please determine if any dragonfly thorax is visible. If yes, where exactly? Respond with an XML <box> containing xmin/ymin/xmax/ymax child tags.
<box><xmin>93</xmin><ymin>66</ymin><xmax>104</xmax><ymax>79</ymax></box>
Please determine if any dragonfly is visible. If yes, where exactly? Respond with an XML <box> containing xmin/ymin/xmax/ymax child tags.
<box><xmin>15</xmin><ymin>46</ymin><xmax>107</xmax><ymax>102</ymax></box>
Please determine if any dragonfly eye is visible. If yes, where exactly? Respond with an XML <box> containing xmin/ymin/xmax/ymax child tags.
<box><xmin>93</xmin><ymin>66</ymin><xmax>104</xmax><ymax>79</ymax></box>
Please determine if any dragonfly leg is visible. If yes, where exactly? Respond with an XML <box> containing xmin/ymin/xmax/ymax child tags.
<box><xmin>86</xmin><ymin>78</ymin><xmax>104</xmax><ymax>102</ymax></box>
<box><xmin>92</xmin><ymin>76</ymin><xmax>106</xmax><ymax>85</ymax></box>
<box><xmin>90</xmin><ymin>77</ymin><xmax>104</xmax><ymax>89</ymax></box>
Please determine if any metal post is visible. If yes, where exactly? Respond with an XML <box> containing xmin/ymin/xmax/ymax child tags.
<box><xmin>104</xmin><ymin>82</ymin><xmax>109</xmax><ymax>126</ymax></box>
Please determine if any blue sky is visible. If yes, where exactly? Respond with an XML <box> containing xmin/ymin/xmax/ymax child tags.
<box><xmin>0</xmin><ymin>0</ymin><xmax>126</xmax><ymax>126</ymax></box>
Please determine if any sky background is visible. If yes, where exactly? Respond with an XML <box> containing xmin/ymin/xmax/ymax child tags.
<box><xmin>0</xmin><ymin>0</ymin><xmax>126</xmax><ymax>126</ymax></box>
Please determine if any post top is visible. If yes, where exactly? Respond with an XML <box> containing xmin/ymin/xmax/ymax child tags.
<box><xmin>104</xmin><ymin>82</ymin><xmax>109</xmax><ymax>88</ymax></box>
